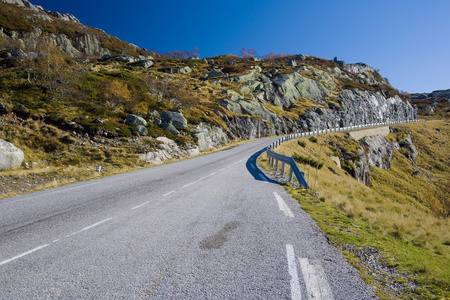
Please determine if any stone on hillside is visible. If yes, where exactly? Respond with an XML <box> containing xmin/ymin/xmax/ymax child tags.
<box><xmin>161</xmin><ymin>111</ymin><xmax>187</xmax><ymax>130</ymax></box>
<box><xmin>179</xmin><ymin>66</ymin><xmax>193</xmax><ymax>74</ymax></box>
<box><xmin>0</xmin><ymin>0</ymin><xmax>39</xmax><ymax>11</ymax></box>
<box><xmin>161</xmin><ymin>123</ymin><xmax>179</xmax><ymax>135</ymax></box>
<box><xmin>272</xmin><ymin>72</ymin><xmax>330</xmax><ymax>107</ymax></box>
<box><xmin>0</xmin><ymin>139</ymin><xmax>24</xmax><ymax>171</ymax></box>
<box><xmin>194</xmin><ymin>123</ymin><xmax>228</xmax><ymax>151</ymax></box>
<box><xmin>136</xmin><ymin>125</ymin><xmax>148</xmax><ymax>136</ymax></box>
<box><xmin>361</xmin><ymin>135</ymin><xmax>393</xmax><ymax>169</ymax></box>
<box><xmin>130</xmin><ymin>60</ymin><xmax>154</xmax><ymax>68</ymax></box>
<box><xmin>288</xmin><ymin>59</ymin><xmax>297</xmax><ymax>67</ymax></box>
<box><xmin>125</xmin><ymin>114</ymin><xmax>148</xmax><ymax>127</ymax></box>
<box><xmin>116</xmin><ymin>56</ymin><xmax>136</xmax><ymax>63</ymax></box>
<box><xmin>13</xmin><ymin>104</ymin><xmax>30</xmax><ymax>118</ymax></box>
<box><xmin>206</xmin><ymin>70</ymin><xmax>225</xmax><ymax>78</ymax></box>
<box><xmin>0</xmin><ymin>102</ymin><xmax>7</xmax><ymax>114</ymax></box>
<box><xmin>399</xmin><ymin>134</ymin><xmax>418</xmax><ymax>161</ymax></box>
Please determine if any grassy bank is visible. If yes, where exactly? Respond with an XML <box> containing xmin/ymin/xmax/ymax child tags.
<box><xmin>259</xmin><ymin>121</ymin><xmax>449</xmax><ymax>299</ymax></box>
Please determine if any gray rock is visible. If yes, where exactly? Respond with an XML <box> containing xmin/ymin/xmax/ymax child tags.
<box><xmin>136</xmin><ymin>125</ymin><xmax>148</xmax><ymax>136</ymax></box>
<box><xmin>13</xmin><ymin>104</ymin><xmax>30</xmax><ymax>118</ymax></box>
<box><xmin>93</xmin><ymin>119</ymin><xmax>104</xmax><ymax>124</ymax></box>
<box><xmin>361</xmin><ymin>135</ymin><xmax>393</xmax><ymax>169</ymax></box>
<box><xmin>116</xmin><ymin>56</ymin><xmax>136</xmax><ymax>63</ymax></box>
<box><xmin>194</xmin><ymin>123</ymin><xmax>228</xmax><ymax>151</ymax></box>
<box><xmin>207</xmin><ymin>70</ymin><xmax>226</xmax><ymax>78</ymax></box>
<box><xmin>161</xmin><ymin>111</ymin><xmax>187</xmax><ymax>130</ymax></box>
<box><xmin>288</xmin><ymin>59</ymin><xmax>297</xmax><ymax>67</ymax></box>
<box><xmin>295</xmin><ymin>54</ymin><xmax>308</xmax><ymax>60</ymax></box>
<box><xmin>0</xmin><ymin>102</ymin><xmax>7</xmax><ymax>114</ymax></box>
<box><xmin>271</xmin><ymin>72</ymin><xmax>330</xmax><ymax>107</ymax></box>
<box><xmin>179</xmin><ymin>66</ymin><xmax>193</xmax><ymax>74</ymax></box>
<box><xmin>399</xmin><ymin>133</ymin><xmax>418</xmax><ymax>161</ymax></box>
<box><xmin>139</xmin><ymin>137</ymin><xmax>199</xmax><ymax>164</ymax></box>
<box><xmin>130</xmin><ymin>59</ymin><xmax>154</xmax><ymax>68</ymax></box>
<box><xmin>227</xmin><ymin>72</ymin><xmax>257</xmax><ymax>83</ymax></box>
<box><xmin>354</xmin><ymin>157</ymin><xmax>372</xmax><ymax>187</ymax></box>
<box><xmin>161</xmin><ymin>123</ymin><xmax>179</xmax><ymax>135</ymax></box>
<box><xmin>125</xmin><ymin>114</ymin><xmax>148</xmax><ymax>127</ymax></box>
<box><xmin>0</xmin><ymin>0</ymin><xmax>39</xmax><ymax>11</ymax></box>
<box><xmin>0</xmin><ymin>139</ymin><xmax>24</xmax><ymax>171</ymax></box>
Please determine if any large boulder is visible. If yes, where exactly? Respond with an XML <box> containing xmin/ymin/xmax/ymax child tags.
<box><xmin>0</xmin><ymin>140</ymin><xmax>24</xmax><ymax>171</ymax></box>
<box><xmin>125</xmin><ymin>114</ymin><xmax>148</xmax><ymax>127</ymax></box>
<box><xmin>161</xmin><ymin>111</ymin><xmax>187</xmax><ymax>130</ymax></box>
<box><xmin>399</xmin><ymin>133</ymin><xmax>418</xmax><ymax>161</ymax></box>
<box><xmin>194</xmin><ymin>123</ymin><xmax>228</xmax><ymax>151</ymax></box>
<box><xmin>361</xmin><ymin>135</ymin><xmax>393</xmax><ymax>169</ymax></box>
<box><xmin>206</xmin><ymin>70</ymin><xmax>226</xmax><ymax>78</ymax></box>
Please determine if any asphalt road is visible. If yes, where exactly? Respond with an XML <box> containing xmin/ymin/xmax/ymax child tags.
<box><xmin>0</xmin><ymin>137</ymin><xmax>377</xmax><ymax>299</ymax></box>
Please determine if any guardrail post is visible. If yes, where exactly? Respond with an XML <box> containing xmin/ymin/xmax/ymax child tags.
<box><xmin>281</xmin><ymin>162</ymin><xmax>285</xmax><ymax>175</ymax></box>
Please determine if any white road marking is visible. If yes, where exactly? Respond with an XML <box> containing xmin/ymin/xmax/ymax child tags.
<box><xmin>0</xmin><ymin>244</ymin><xmax>49</xmax><ymax>266</ymax></box>
<box><xmin>197</xmin><ymin>177</ymin><xmax>207</xmax><ymax>181</ymax></box>
<box><xmin>220</xmin><ymin>168</ymin><xmax>226</xmax><ymax>171</ymax></box>
<box><xmin>286</xmin><ymin>244</ymin><xmax>302</xmax><ymax>300</ymax></box>
<box><xmin>209</xmin><ymin>172</ymin><xmax>217</xmax><ymax>176</ymax></box>
<box><xmin>183</xmin><ymin>182</ymin><xmax>194</xmax><ymax>188</ymax></box>
<box><xmin>274</xmin><ymin>192</ymin><xmax>294</xmax><ymax>217</ymax></box>
<box><xmin>162</xmin><ymin>191</ymin><xmax>175</xmax><ymax>197</ymax></box>
<box><xmin>66</xmin><ymin>218</ymin><xmax>113</xmax><ymax>238</ymax></box>
<box><xmin>298</xmin><ymin>258</ymin><xmax>333</xmax><ymax>300</ymax></box>
<box><xmin>81</xmin><ymin>218</ymin><xmax>113</xmax><ymax>232</ymax></box>
<box><xmin>132</xmin><ymin>202</ymin><xmax>149</xmax><ymax>210</ymax></box>
<box><xmin>52</xmin><ymin>239</ymin><xmax>60</xmax><ymax>243</ymax></box>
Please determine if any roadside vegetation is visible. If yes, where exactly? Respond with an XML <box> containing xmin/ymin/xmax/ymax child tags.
<box><xmin>259</xmin><ymin>121</ymin><xmax>449</xmax><ymax>299</ymax></box>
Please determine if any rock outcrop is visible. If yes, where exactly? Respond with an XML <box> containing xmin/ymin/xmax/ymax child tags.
<box><xmin>0</xmin><ymin>140</ymin><xmax>24</xmax><ymax>171</ymax></box>
<box><xmin>193</xmin><ymin>123</ymin><xmax>228</xmax><ymax>151</ymax></box>
<box><xmin>139</xmin><ymin>137</ymin><xmax>199</xmax><ymax>164</ymax></box>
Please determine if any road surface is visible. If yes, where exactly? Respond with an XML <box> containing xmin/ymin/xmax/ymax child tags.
<box><xmin>0</xmin><ymin>137</ymin><xmax>376</xmax><ymax>299</ymax></box>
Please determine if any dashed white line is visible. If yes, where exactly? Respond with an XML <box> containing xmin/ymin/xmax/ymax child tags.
<box><xmin>66</xmin><ymin>218</ymin><xmax>113</xmax><ymax>238</ymax></box>
<box><xmin>81</xmin><ymin>218</ymin><xmax>113</xmax><ymax>232</ymax></box>
<box><xmin>183</xmin><ymin>182</ymin><xmax>194</xmax><ymax>188</ymax></box>
<box><xmin>162</xmin><ymin>191</ymin><xmax>175</xmax><ymax>197</ymax></box>
<box><xmin>209</xmin><ymin>172</ymin><xmax>217</xmax><ymax>176</ymax></box>
<box><xmin>299</xmin><ymin>258</ymin><xmax>334</xmax><ymax>300</ymax></box>
<box><xmin>132</xmin><ymin>202</ymin><xmax>149</xmax><ymax>210</ymax></box>
<box><xmin>274</xmin><ymin>192</ymin><xmax>294</xmax><ymax>217</ymax></box>
<box><xmin>286</xmin><ymin>244</ymin><xmax>302</xmax><ymax>300</ymax></box>
<box><xmin>0</xmin><ymin>244</ymin><xmax>49</xmax><ymax>266</ymax></box>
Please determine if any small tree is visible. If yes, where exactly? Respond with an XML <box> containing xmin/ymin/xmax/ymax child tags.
<box><xmin>240</xmin><ymin>47</ymin><xmax>256</xmax><ymax>58</ymax></box>
<box><xmin>103</xmin><ymin>80</ymin><xmax>132</xmax><ymax>109</ymax></box>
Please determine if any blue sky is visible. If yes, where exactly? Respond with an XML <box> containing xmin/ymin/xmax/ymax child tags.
<box><xmin>32</xmin><ymin>0</ymin><xmax>449</xmax><ymax>93</ymax></box>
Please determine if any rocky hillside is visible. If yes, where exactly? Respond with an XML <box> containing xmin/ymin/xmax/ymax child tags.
<box><xmin>0</xmin><ymin>0</ymin><xmax>418</xmax><ymax>177</ymax></box>
<box><xmin>410</xmin><ymin>89</ymin><xmax>450</xmax><ymax>119</ymax></box>
<box><xmin>0</xmin><ymin>0</ymin><xmax>147</xmax><ymax>57</ymax></box>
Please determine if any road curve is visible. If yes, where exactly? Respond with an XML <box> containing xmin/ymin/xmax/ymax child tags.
<box><xmin>0</xmin><ymin>137</ymin><xmax>376</xmax><ymax>299</ymax></box>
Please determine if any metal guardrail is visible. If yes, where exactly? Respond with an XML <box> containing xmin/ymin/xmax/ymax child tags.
<box><xmin>265</xmin><ymin>118</ymin><xmax>420</xmax><ymax>189</ymax></box>
<box><xmin>266</xmin><ymin>148</ymin><xmax>310</xmax><ymax>189</ymax></box>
